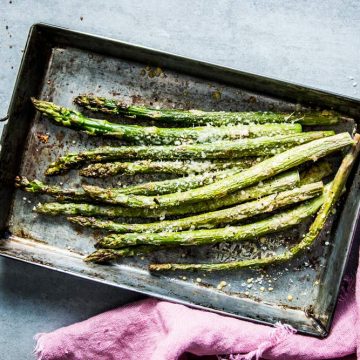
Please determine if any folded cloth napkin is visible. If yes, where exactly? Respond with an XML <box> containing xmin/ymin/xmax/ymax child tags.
<box><xmin>35</xmin><ymin>261</ymin><xmax>358</xmax><ymax>360</ymax></box>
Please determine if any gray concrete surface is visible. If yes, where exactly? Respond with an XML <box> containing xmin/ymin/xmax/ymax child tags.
<box><xmin>0</xmin><ymin>1</ymin><xmax>359</xmax><ymax>359</ymax></box>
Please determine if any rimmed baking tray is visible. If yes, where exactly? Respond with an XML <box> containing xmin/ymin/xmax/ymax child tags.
<box><xmin>1</xmin><ymin>23</ymin><xmax>359</xmax><ymax>337</ymax></box>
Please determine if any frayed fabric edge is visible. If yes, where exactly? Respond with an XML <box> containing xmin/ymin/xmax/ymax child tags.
<box><xmin>33</xmin><ymin>333</ymin><xmax>47</xmax><ymax>360</ymax></box>
<box><xmin>217</xmin><ymin>276</ymin><xmax>354</xmax><ymax>360</ymax></box>
<box><xmin>217</xmin><ymin>322</ymin><xmax>296</xmax><ymax>360</ymax></box>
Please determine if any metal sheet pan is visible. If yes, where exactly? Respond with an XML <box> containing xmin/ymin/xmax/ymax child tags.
<box><xmin>1</xmin><ymin>23</ymin><xmax>360</xmax><ymax>337</ymax></box>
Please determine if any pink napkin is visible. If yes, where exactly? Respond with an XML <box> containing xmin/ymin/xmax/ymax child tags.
<box><xmin>35</xmin><ymin>260</ymin><xmax>359</xmax><ymax>360</ymax></box>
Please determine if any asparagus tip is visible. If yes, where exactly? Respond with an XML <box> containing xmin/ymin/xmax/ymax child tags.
<box><xmin>45</xmin><ymin>167</ymin><xmax>58</xmax><ymax>176</ymax></box>
<box><xmin>81</xmin><ymin>184</ymin><xmax>95</xmax><ymax>192</ymax></box>
<box><xmin>30</xmin><ymin>97</ymin><xmax>39</xmax><ymax>106</ymax></box>
<box><xmin>33</xmin><ymin>202</ymin><xmax>43</xmax><ymax>213</ymax></box>
<box><xmin>31</xmin><ymin>97</ymin><xmax>47</xmax><ymax>111</ymax></box>
<box><xmin>15</xmin><ymin>176</ymin><xmax>45</xmax><ymax>193</ymax></box>
<box><xmin>84</xmin><ymin>249</ymin><xmax>115</xmax><ymax>264</ymax></box>
<box><xmin>94</xmin><ymin>241</ymin><xmax>102</xmax><ymax>249</ymax></box>
<box><xmin>73</xmin><ymin>94</ymin><xmax>88</xmax><ymax>105</ymax></box>
<box><xmin>149</xmin><ymin>264</ymin><xmax>172</xmax><ymax>271</ymax></box>
<box><xmin>68</xmin><ymin>216</ymin><xmax>95</xmax><ymax>227</ymax></box>
<box><xmin>14</xmin><ymin>175</ymin><xmax>24</xmax><ymax>187</ymax></box>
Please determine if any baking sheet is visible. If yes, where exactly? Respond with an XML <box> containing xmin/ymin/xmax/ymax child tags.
<box><xmin>1</xmin><ymin>24</ymin><xmax>360</xmax><ymax>336</ymax></box>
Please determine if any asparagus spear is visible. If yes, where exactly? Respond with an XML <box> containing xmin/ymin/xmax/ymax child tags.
<box><xmin>96</xmin><ymin>191</ymin><xmax>325</xmax><ymax>249</ymax></box>
<box><xmin>35</xmin><ymin>201</ymin><xmax>147</xmax><ymax>218</ymax></box>
<box><xmin>32</xmin><ymin>98</ymin><xmax>302</xmax><ymax>145</ymax></box>
<box><xmin>36</xmin><ymin>171</ymin><xmax>299</xmax><ymax>218</ymax></box>
<box><xmin>15</xmin><ymin>176</ymin><xmax>88</xmax><ymax>202</ymax></box>
<box><xmin>88</xmin><ymin>133</ymin><xmax>351</xmax><ymax>209</ymax></box>
<box><xmin>299</xmin><ymin>160</ymin><xmax>333</xmax><ymax>185</ymax></box>
<box><xmin>79</xmin><ymin>159</ymin><xmax>256</xmax><ymax>178</ymax></box>
<box><xmin>70</xmin><ymin>181</ymin><xmax>323</xmax><ymax>233</ymax></box>
<box><xmin>149</xmin><ymin>134</ymin><xmax>360</xmax><ymax>271</ymax></box>
<box><xmin>21</xmin><ymin>167</ymin><xmax>243</xmax><ymax>201</ymax></box>
<box><xmin>85</xmin><ymin>168</ymin><xmax>240</xmax><ymax>197</ymax></box>
<box><xmin>46</xmin><ymin>131</ymin><xmax>334</xmax><ymax>175</ymax></box>
<box><xmin>85</xmin><ymin>246</ymin><xmax>159</xmax><ymax>263</ymax></box>
<box><xmin>82</xmin><ymin>171</ymin><xmax>299</xmax><ymax>211</ymax></box>
<box><xmin>74</xmin><ymin>95</ymin><xmax>342</xmax><ymax>126</ymax></box>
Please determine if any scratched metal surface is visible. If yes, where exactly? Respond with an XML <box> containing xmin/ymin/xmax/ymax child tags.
<box><xmin>1</xmin><ymin>25</ymin><xmax>359</xmax><ymax>336</ymax></box>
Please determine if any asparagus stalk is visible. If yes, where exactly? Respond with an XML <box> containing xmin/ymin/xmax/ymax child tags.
<box><xmin>46</xmin><ymin>131</ymin><xmax>334</xmax><ymax>175</ymax></box>
<box><xmin>85</xmin><ymin>246</ymin><xmax>159</xmax><ymax>263</ymax></box>
<box><xmin>82</xmin><ymin>167</ymin><xmax>238</xmax><ymax>200</ymax></box>
<box><xmin>88</xmin><ymin>133</ymin><xmax>351</xmax><ymax>209</ymax></box>
<box><xmin>149</xmin><ymin>134</ymin><xmax>360</xmax><ymax>272</ymax></box>
<box><xmin>15</xmin><ymin>176</ymin><xmax>88</xmax><ymax>202</ymax></box>
<box><xmin>35</xmin><ymin>201</ymin><xmax>148</xmax><ymax>218</ymax></box>
<box><xmin>36</xmin><ymin>171</ymin><xmax>299</xmax><ymax>218</ymax></box>
<box><xmin>32</xmin><ymin>98</ymin><xmax>302</xmax><ymax>145</ymax></box>
<box><xmin>83</xmin><ymin>168</ymin><xmax>240</xmax><ymax>197</ymax></box>
<box><xmin>74</xmin><ymin>95</ymin><xmax>342</xmax><ymax>126</ymax></box>
<box><xmin>96</xmin><ymin>191</ymin><xmax>325</xmax><ymax>249</ymax></box>
<box><xmin>299</xmin><ymin>160</ymin><xmax>333</xmax><ymax>185</ymax></box>
<box><xmin>79</xmin><ymin>159</ymin><xmax>256</xmax><ymax>178</ymax></box>
<box><xmin>82</xmin><ymin>171</ymin><xmax>299</xmax><ymax>212</ymax></box>
<box><xmin>70</xmin><ymin>181</ymin><xmax>323</xmax><ymax>233</ymax></box>
<box><xmin>21</xmin><ymin>167</ymin><xmax>245</xmax><ymax>201</ymax></box>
